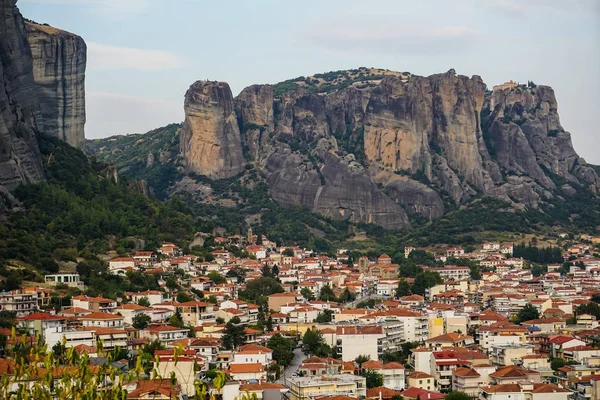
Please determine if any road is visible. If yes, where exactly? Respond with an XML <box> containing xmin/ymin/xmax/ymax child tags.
<box><xmin>278</xmin><ymin>347</ymin><xmax>306</xmax><ymax>385</ymax></box>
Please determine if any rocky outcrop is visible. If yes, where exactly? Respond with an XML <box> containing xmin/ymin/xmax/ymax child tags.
<box><xmin>0</xmin><ymin>0</ymin><xmax>45</xmax><ymax>197</ymax></box>
<box><xmin>179</xmin><ymin>69</ymin><xmax>599</xmax><ymax>229</ymax></box>
<box><xmin>25</xmin><ymin>21</ymin><xmax>86</xmax><ymax>149</ymax></box>
<box><xmin>483</xmin><ymin>84</ymin><xmax>599</xmax><ymax>192</ymax></box>
<box><xmin>180</xmin><ymin>81</ymin><xmax>245</xmax><ymax>179</ymax></box>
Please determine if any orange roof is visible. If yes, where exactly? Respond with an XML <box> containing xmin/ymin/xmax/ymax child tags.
<box><xmin>427</xmin><ymin>332</ymin><xmax>471</xmax><ymax>342</ymax></box>
<box><xmin>238</xmin><ymin>343</ymin><xmax>273</xmax><ymax>354</ymax></box>
<box><xmin>227</xmin><ymin>362</ymin><xmax>265</xmax><ymax>373</ymax></box>
<box><xmin>453</xmin><ymin>367</ymin><xmax>480</xmax><ymax>377</ymax></box>
<box><xmin>78</xmin><ymin>312</ymin><xmax>123</xmax><ymax>320</ymax></box>
<box><xmin>362</xmin><ymin>360</ymin><xmax>383</xmax><ymax>369</ymax></box>
<box><xmin>18</xmin><ymin>312</ymin><xmax>65</xmax><ymax>321</ymax></box>
<box><xmin>366</xmin><ymin>387</ymin><xmax>402</xmax><ymax>400</ymax></box>
<box><xmin>409</xmin><ymin>371</ymin><xmax>433</xmax><ymax>379</ymax></box>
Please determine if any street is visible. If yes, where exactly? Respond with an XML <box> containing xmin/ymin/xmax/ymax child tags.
<box><xmin>277</xmin><ymin>347</ymin><xmax>306</xmax><ymax>385</ymax></box>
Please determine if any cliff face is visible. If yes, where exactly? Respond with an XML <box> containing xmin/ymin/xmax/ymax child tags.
<box><xmin>0</xmin><ymin>0</ymin><xmax>45</xmax><ymax>199</ymax></box>
<box><xmin>178</xmin><ymin>69</ymin><xmax>599</xmax><ymax>229</ymax></box>
<box><xmin>25</xmin><ymin>20</ymin><xmax>86</xmax><ymax>149</ymax></box>
<box><xmin>180</xmin><ymin>81</ymin><xmax>245</xmax><ymax>179</ymax></box>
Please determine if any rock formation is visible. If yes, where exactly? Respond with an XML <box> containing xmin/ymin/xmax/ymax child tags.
<box><xmin>25</xmin><ymin>20</ymin><xmax>86</xmax><ymax>149</ymax></box>
<box><xmin>180</xmin><ymin>81</ymin><xmax>245</xmax><ymax>179</ymax></box>
<box><xmin>0</xmin><ymin>0</ymin><xmax>45</xmax><ymax>197</ymax></box>
<box><xmin>178</xmin><ymin>69</ymin><xmax>599</xmax><ymax>229</ymax></box>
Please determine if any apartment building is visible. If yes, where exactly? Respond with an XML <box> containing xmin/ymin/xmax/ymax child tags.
<box><xmin>0</xmin><ymin>289</ymin><xmax>38</xmax><ymax>317</ymax></box>
<box><xmin>336</xmin><ymin>323</ymin><xmax>404</xmax><ymax>362</ymax></box>
<box><xmin>286</xmin><ymin>375</ymin><xmax>366</xmax><ymax>400</ymax></box>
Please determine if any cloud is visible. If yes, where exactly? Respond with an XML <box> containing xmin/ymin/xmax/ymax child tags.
<box><xmin>303</xmin><ymin>16</ymin><xmax>481</xmax><ymax>55</ymax></box>
<box><xmin>87</xmin><ymin>43</ymin><xmax>187</xmax><ymax>71</ymax></box>
<box><xmin>86</xmin><ymin>91</ymin><xmax>182</xmax><ymax>138</ymax></box>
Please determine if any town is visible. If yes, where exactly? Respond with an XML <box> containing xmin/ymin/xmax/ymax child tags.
<box><xmin>2</xmin><ymin>231</ymin><xmax>600</xmax><ymax>400</ymax></box>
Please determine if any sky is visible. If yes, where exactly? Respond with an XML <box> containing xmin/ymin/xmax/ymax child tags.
<box><xmin>19</xmin><ymin>0</ymin><xmax>600</xmax><ymax>164</ymax></box>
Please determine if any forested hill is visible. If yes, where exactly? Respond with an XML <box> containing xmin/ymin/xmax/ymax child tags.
<box><xmin>0</xmin><ymin>135</ymin><xmax>196</xmax><ymax>293</ymax></box>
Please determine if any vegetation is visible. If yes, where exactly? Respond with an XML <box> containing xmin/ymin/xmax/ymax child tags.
<box><xmin>266</xmin><ymin>333</ymin><xmax>295</xmax><ymax>367</ymax></box>
<box><xmin>517</xmin><ymin>304</ymin><xmax>540</xmax><ymax>323</ymax></box>
<box><xmin>222</xmin><ymin>316</ymin><xmax>246</xmax><ymax>349</ymax></box>
<box><xmin>444</xmin><ymin>392</ymin><xmax>472</xmax><ymax>400</ymax></box>
<box><xmin>513</xmin><ymin>243</ymin><xmax>562</xmax><ymax>264</ymax></box>
<box><xmin>302</xmin><ymin>329</ymin><xmax>330</xmax><ymax>357</ymax></box>
<box><xmin>0</xmin><ymin>135</ymin><xmax>195</xmax><ymax>295</ymax></box>
<box><xmin>362</xmin><ymin>369</ymin><xmax>384</xmax><ymax>389</ymax></box>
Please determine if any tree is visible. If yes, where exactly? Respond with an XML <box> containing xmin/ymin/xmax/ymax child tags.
<box><xmin>362</xmin><ymin>369</ymin><xmax>384</xmax><ymax>389</ymax></box>
<box><xmin>282</xmin><ymin>248</ymin><xmax>295</xmax><ymax>257</ymax></box>
<box><xmin>271</xmin><ymin>265</ymin><xmax>279</xmax><ymax>277</ymax></box>
<box><xmin>576</xmin><ymin>302</ymin><xmax>600</xmax><ymax>320</ymax></box>
<box><xmin>445</xmin><ymin>392</ymin><xmax>472</xmax><ymax>400</ymax></box>
<box><xmin>319</xmin><ymin>284</ymin><xmax>337</xmax><ymax>301</ymax></box>
<box><xmin>338</xmin><ymin>287</ymin><xmax>355</xmax><ymax>303</ymax></box>
<box><xmin>303</xmin><ymin>329</ymin><xmax>327</xmax><ymax>355</ymax></box>
<box><xmin>551</xmin><ymin>358</ymin><xmax>567</xmax><ymax>371</ymax></box>
<box><xmin>396</xmin><ymin>279</ymin><xmax>411</xmax><ymax>297</ymax></box>
<box><xmin>238</xmin><ymin>277</ymin><xmax>284</xmax><ymax>303</ymax></box>
<box><xmin>166</xmin><ymin>276</ymin><xmax>178</xmax><ymax>290</ymax></box>
<box><xmin>137</xmin><ymin>296</ymin><xmax>150</xmax><ymax>307</ymax></box>
<box><xmin>411</xmin><ymin>271</ymin><xmax>443</xmax><ymax>295</ymax></box>
<box><xmin>177</xmin><ymin>292</ymin><xmax>193</xmax><ymax>303</ymax></box>
<box><xmin>208</xmin><ymin>271</ymin><xmax>227</xmax><ymax>284</ymax></box>
<box><xmin>517</xmin><ymin>304</ymin><xmax>540</xmax><ymax>323</ymax></box>
<box><xmin>222</xmin><ymin>316</ymin><xmax>246</xmax><ymax>349</ymax></box>
<box><xmin>315</xmin><ymin>310</ymin><xmax>334</xmax><ymax>323</ymax></box>
<box><xmin>301</xmin><ymin>287</ymin><xmax>315</xmax><ymax>301</ymax></box>
<box><xmin>261</xmin><ymin>264</ymin><xmax>273</xmax><ymax>278</ymax></box>
<box><xmin>355</xmin><ymin>354</ymin><xmax>371</xmax><ymax>367</ymax></box>
<box><xmin>132</xmin><ymin>313</ymin><xmax>152</xmax><ymax>329</ymax></box>
<box><xmin>267</xmin><ymin>333</ymin><xmax>295</xmax><ymax>366</ymax></box>
<box><xmin>266</xmin><ymin>315</ymin><xmax>274</xmax><ymax>332</ymax></box>
<box><xmin>391</xmin><ymin>396</ymin><xmax>404</xmax><ymax>400</ymax></box>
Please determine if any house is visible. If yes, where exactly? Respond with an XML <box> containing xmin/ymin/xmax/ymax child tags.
<box><xmin>108</xmin><ymin>257</ymin><xmax>136</xmax><ymax>275</ymax></box>
<box><xmin>169</xmin><ymin>338</ymin><xmax>220</xmax><ymax>363</ymax></box>
<box><xmin>18</xmin><ymin>312</ymin><xmax>66</xmax><ymax>338</ymax></box>
<box><xmin>133</xmin><ymin>251</ymin><xmax>155</xmax><ymax>266</ymax></box>
<box><xmin>153</xmin><ymin>349</ymin><xmax>204</xmax><ymax>396</ymax></box>
<box><xmin>402</xmin><ymin>387</ymin><xmax>445</xmax><ymax>400</ymax></box>
<box><xmin>141</xmin><ymin>325</ymin><xmax>189</xmax><ymax>344</ymax></box>
<box><xmin>126</xmin><ymin>379</ymin><xmax>181</xmax><ymax>400</ymax></box>
<box><xmin>479</xmin><ymin>382</ymin><xmax>569</xmax><ymax>400</ymax></box>
<box><xmin>233</xmin><ymin>344</ymin><xmax>273</xmax><ymax>366</ymax></box>
<box><xmin>548</xmin><ymin>335</ymin><xmax>587</xmax><ymax>359</ymax></box>
<box><xmin>71</xmin><ymin>295</ymin><xmax>117</xmax><ymax>313</ymax></box>
<box><xmin>425</xmin><ymin>332</ymin><xmax>474</xmax><ymax>350</ymax></box>
<box><xmin>78</xmin><ymin>312</ymin><xmax>124</xmax><ymax>328</ymax></box>
<box><xmin>226</xmin><ymin>363</ymin><xmax>267</xmax><ymax>381</ymax></box>
<box><xmin>112</xmin><ymin>303</ymin><xmax>151</xmax><ymax>325</ymax></box>
<box><xmin>177</xmin><ymin>301</ymin><xmax>217</xmax><ymax>326</ymax></box>
<box><xmin>44</xmin><ymin>274</ymin><xmax>84</xmax><ymax>290</ymax></box>
<box><xmin>407</xmin><ymin>371</ymin><xmax>435</xmax><ymax>391</ymax></box>
<box><xmin>127</xmin><ymin>290</ymin><xmax>167</xmax><ymax>306</ymax></box>
<box><xmin>268</xmin><ymin>293</ymin><xmax>303</xmax><ymax>312</ymax></box>
<box><xmin>366</xmin><ymin>387</ymin><xmax>403</xmax><ymax>400</ymax></box>
<box><xmin>452</xmin><ymin>367</ymin><xmax>488</xmax><ymax>397</ymax></box>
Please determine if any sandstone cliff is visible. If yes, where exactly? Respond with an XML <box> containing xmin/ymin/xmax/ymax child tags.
<box><xmin>180</xmin><ymin>81</ymin><xmax>245</xmax><ymax>179</ymax></box>
<box><xmin>0</xmin><ymin>0</ymin><xmax>45</xmax><ymax>200</ymax></box>
<box><xmin>177</xmin><ymin>68</ymin><xmax>599</xmax><ymax>229</ymax></box>
<box><xmin>25</xmin><ymin>20</ymin><xmax>86</xmax><ymax>149</ymax></box>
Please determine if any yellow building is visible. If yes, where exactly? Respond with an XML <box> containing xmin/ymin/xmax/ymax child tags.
<box><xmin>407</xmin><ymin>371</ymin><xmax>435</xmax><ymax>391</ymax></box>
